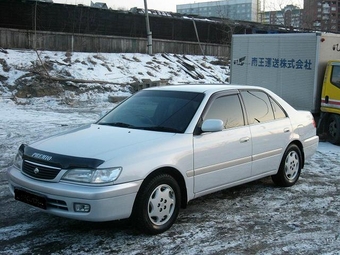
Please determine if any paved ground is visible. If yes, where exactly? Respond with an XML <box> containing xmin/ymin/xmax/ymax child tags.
<box><xmin>0</xmin><ymin>104</ymin><xmax>339</xmax><ymax>255</ymax></box>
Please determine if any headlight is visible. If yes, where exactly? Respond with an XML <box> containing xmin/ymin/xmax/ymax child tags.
<box><xmin>61</xmin><ymin>167</ymin><xmax>122</xmax><ymax>184</ymax></box>
<box><xmin>13</xmin><ymin>152</ymin><xmax>23</xmax><ymax>170</ymax></box>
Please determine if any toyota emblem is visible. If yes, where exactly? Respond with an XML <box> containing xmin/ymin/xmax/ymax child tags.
<box><xmin>34</xmin><ymin>168</ymin><xmax>40</xmax><ymax>174</ymax></box>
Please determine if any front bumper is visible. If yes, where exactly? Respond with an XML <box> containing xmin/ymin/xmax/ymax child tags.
<box><xmin>6</xmin><ymin>166</ymin><xmax>142</xmax><ymax>222</ymax></box>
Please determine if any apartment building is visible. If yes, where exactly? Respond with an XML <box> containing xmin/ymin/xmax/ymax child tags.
<box><xmin>261</xmin><ymin>5</ymin><xmax>302</xmax><ymax>28</ymax></box>
<box><xmin>303</xmin><ymin>0</ymin><xmax>339</xmax><ymax>32</ymax></box>
<box><xmin>176</xmin><ymin>0</ymin><xmax>258</xmax><ymax>22</ymax></box>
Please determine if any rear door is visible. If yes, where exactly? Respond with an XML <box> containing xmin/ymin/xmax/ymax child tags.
<box><xmin>193</xmin><ymin>91</ymin><xmax>252</xmax><ymax>195</ymax></box>
<box><xmin>240</xmin><ymin>90</ymin><xmax>292</xmax><ymax>177</ymax></box>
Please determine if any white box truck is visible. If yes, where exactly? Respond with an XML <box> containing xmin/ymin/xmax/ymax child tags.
<box><xmin>230</xmin><ymin>32</ymin><xmax>340</xmax><ymax>144</ymax></box>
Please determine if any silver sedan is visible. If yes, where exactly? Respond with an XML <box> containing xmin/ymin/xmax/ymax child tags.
<box><xmin>7</xmin><ymin>85</ymin><xmax>319</xmax><ymax>234</ymax></box>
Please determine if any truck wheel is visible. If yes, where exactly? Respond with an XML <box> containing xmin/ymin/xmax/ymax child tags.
<box><xmin>327</xmin><ymin>114</ymin><xmax>340</xmax><ymax>145</ymax></box>
<box><xmin>132</xmin><ymin>174</ymin><xmax>181</xmax><ymax>235</ymax></box>
<box><xmin>272</xmin><ymin>144</ymin><xmax>302</xmax><ymax>187</ymax></box>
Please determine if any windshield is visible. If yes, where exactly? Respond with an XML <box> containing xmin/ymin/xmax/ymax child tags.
<box><xmin>97</xmin><ymin>90</ymin><xmax>204</xmax><ymax>133</ymax></box>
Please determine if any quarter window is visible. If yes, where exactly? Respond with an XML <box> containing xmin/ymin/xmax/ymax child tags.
<box><xmin>270</xmin><ymin>97</ymin><xmax>287</xmax><ymax>119</ymax></box>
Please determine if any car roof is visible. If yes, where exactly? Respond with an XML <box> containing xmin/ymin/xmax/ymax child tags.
<box><xmin>144</xmin><ymin>84</ymin><xmax>266</xmax><ymax>95</ymax></box>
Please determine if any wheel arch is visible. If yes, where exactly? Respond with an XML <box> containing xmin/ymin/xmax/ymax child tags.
<box><xmin>287</xmin><ymin>140</ymin><xmax>305</xmax><ymax>169</ymax></box>
<box><xmin>135</xmin><ymin>167</ymin><xmax>188</xmax><ymax>209</ymax></box>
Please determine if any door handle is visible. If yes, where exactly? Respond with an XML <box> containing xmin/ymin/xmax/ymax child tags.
<box><xmin>283</xmin><ymin>128</ymin><xmax>290</xmax><ymax>133</ymax></box>
<box><xmin>240</xmin><ymin>137</ymin><xmax>250</xmax><ymax>143</ymax></box>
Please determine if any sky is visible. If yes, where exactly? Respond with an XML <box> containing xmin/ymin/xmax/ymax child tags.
<box><xmin>52</xmin><ymin>0</ymin><xmax>304</xmax><ymax>12</ymax></box>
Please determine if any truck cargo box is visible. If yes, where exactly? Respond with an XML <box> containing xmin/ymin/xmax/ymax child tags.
<box><xmin>230</xmin><ymin>33</ymin><xmax>340</xmax><ymax>113</ymax></box>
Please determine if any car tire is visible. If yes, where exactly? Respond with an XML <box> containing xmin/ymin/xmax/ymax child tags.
<box><xmin>132</xmin><ymin>174</ymin><xmax>181</xmax><ymax>235</ymax></box>
<box><xmin>327</xmin><ymin>114</ymin><xmax>340</xmax><ymax>145</ymax></box>
<box><xmin>272</xmin><ymin>144</ymin><xmax>302</xmax><ymax>187</ymax></box>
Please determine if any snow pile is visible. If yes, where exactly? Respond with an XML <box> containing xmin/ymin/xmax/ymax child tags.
<box><xmin>0</xmin><ymin>49</ymin><xmax>229</xmax><ymax>167</ymax></box>
<box><xmin>0</xmin><ymin>49</ymin><xmax>229</xmax><ymax>107</ymax></box>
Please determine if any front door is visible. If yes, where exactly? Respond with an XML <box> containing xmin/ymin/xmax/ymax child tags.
<box><xmin>193</xmin><ymin>92</ymin><xmax>252</xmax><ymax>196</ymax></box>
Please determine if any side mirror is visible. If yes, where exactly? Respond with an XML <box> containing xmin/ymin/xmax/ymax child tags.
<box><xmin>201</xmin><ymin>119</ymin><xmax>224</xmax><ymax>132</ymax></box>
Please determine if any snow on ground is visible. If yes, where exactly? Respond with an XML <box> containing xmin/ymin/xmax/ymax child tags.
<box><xmin>0</xmin><ymin>49</ymin><xmax>340</xmax><ymax>254</ymax></box>
<box><xmin>0</xmin><ymin>97</ymin><xmax>103</xmax><ymax>168</ymax></box>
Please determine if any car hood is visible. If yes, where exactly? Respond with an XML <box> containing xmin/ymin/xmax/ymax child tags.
<box><xmin>28</xmin><ymin>124</ymin><xmax>176</xmax><ymax>161</ymax></box>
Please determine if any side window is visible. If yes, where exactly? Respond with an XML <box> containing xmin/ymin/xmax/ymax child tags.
<box><xmin>204</xmin><ymin>94</ymin><xmax>244</xmax><ymax>129</ymax></box>
<box><xmin>331</xmin><ymin>65</ymin><xmax>340</xmax><ymax>88</ymax></box>
<box><xmin>241</xmin><ymin>90</ymin><xmax>274</xmax><ymax>124</ymax></box>
<box><xmin>269</xmin><ymin>97</ymin><xmax>287</xmax><ymax>119</ymax></box>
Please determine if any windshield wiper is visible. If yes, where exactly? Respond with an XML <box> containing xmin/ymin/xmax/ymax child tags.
<box><xmin>98</xmin><ymin>123</ymin><xmax>181</xmax><ymax>133</ymax></box>
<box><xmin>98</xmin><ymin>122</ymin><xmax>135</xmax><ymax>128</ymax></box>
<box><xmin>142</xmin><ymin>126</ymin><xmax>182</xmax><ymax>133</ymax></box>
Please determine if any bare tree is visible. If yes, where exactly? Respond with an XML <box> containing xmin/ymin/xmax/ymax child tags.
<box><xmin>214</xmin><ymin>3</ymin><xmax>240</xmax><ymax>47</ymax></box>
<box><xmin>265</xmin><ymin>0</ymin><xmax>302</xmax><ymax>11</ymax></box>
<box><xmin>301</xmin><ymin>0</ymin><xmax>318</xmax><ymax>31</ymax></box>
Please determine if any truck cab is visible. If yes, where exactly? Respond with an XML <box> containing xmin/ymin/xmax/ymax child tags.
<box><xmin>321</xmin><ymin>60</ymin><xmax>340</xmax><ymax>144</ymax></box>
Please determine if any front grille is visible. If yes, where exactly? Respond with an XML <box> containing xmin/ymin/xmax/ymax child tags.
<box><xmin>22</xmin><ymin>160</ymin><xmax>61</xmax><ymax>180</ymax></box>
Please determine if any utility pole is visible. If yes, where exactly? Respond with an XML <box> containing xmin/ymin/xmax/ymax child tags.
<box><xmin>257</xmin><ymin>0</ymin><xmax>265</xmax><ymax>23</ymax></box>
<box><xmin>144</xmin><ymin>0</ymin><xmax>153</xmax><ymax>55</ymax></box>
<box><xmin>34</xmin><ymin>1</ymin><xmax>37</xmax><ymax>49</ymax></box>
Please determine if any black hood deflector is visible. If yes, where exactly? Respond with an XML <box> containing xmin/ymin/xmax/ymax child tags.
<box><xmin>19</xmin><ymin>144</ymin><xmax>105</xmax><ymax>169</ymax></box>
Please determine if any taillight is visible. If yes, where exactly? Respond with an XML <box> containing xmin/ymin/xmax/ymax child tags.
<box><xmin>312</xmin><ymin>118</ymin><xmax>317</xmax><ymax>128</ymax></box>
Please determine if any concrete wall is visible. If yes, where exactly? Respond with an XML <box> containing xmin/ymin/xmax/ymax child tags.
<box><xmin>0</xmin><ymin>28</ymin><xmax>229</xmax><ymax>57</ymax></box>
